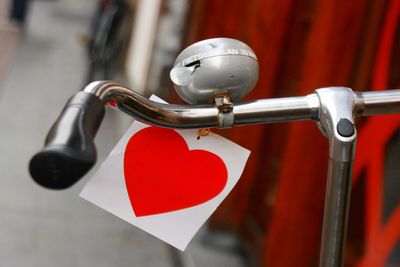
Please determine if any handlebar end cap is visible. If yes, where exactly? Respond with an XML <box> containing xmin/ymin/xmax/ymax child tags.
<box><xmin>29</xmin><ymin>148</ymin><xmax>93</xmax><ymax>190</ymax></box>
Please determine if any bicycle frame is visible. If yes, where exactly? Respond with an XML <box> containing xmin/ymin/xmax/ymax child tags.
<box><xmin>30</xmin><ymin>80</ymin><xmax>400</xmax><ymax>267</ymax></box>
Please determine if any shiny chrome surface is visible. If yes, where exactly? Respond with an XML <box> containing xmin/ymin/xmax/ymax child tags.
<box><xmin>319</xmin><ymin>158</ymin><xmax>354</xmax><ymax>267</ymax></box>
<box><xmin>316</xmin><ymin>87</ymin><xmax>357</xmax><ymax>162</ymax></box>
<box><xmin>83</xmin><ymin>81</ymin><xmax>320</xmax><ymax>128</ymax></box>
<box><xmin>84</xmin><ymin>81</ymin><xmax>219</xmax><ymax>128</ymax></box>
<box><xmin>316</xmin><ymin>87</ymin><xmax>357</xmax><ymax>267</ymax></box>
<box><xmin>170</xmin><ymin>38</ymin><xmax>259</xmax><ymax>104</ymax></box>
<box><xmin>233</xmin><ymin>94</ymin><xmax>320</xmax><ymax>125</ymax></box>
<box><xmin>356</xmin><ymin>89</ymin><xmax>400</xmax><ymax>116</ymax></box>
<box><xmin>84</xmin><ymin>81</ymin><xmax>400</xmax><ymax>128</ymax></box>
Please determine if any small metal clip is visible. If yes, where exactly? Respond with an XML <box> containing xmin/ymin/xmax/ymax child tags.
<box><xmin>214</xmin><ymin>95</ymin><xmax>234</xmax><ymax>128</ymax></box>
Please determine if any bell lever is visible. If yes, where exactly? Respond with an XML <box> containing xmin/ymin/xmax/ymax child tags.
<box><xmin>184</xmin><ymin>60</ymin><xmax>201</xmax><ymax>69</ymax></box>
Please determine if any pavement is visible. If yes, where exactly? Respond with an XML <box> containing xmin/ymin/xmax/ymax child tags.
<box><xmin>0</xmin><ymin>0</ymin><xmax>20</xmax><ymax>87</ymax></box>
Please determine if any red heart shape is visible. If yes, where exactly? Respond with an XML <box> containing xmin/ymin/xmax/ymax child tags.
<box><xmin>124</xmin><ymin>127</ymin><xmax>228</xmax><ymax>217</ymax></box>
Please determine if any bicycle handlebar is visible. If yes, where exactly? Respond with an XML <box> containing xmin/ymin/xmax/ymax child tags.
<box><xmin>29</xmin><ymin>92</ymin><xmax>105</xmax><ymax>189</ymax></box>
<box><xmin>28</xmin><ymin>36</ymin><xmax>400</xmax><ymax>267</ymax></box>
<box><xmin>84</xmin><ymin>81</ymin><xmax>320</xmax><ymax>127</ymax></box>
<box><xmin>29</xmin><ymin>81</ymin><xmax>400</xmax><ymax>189</ymax></box>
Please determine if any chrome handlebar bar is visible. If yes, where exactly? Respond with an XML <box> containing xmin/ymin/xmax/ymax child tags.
<box><xmin>84</xmin><ymin>81</ymin><xmax>320</xmax><ymax>128</ymax></box>
<box><xmin>84</xmin><ymin>81</ymin><xmax>400</xmax><ymax>127</ymax></box>
<box><xmin>29</xmin><ymin>80</ymin><xmax>400</xmax><ymax>190</ymax></box>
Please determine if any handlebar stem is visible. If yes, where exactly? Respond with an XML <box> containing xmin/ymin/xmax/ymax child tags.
<box><xmin>316</xmin><ymin>87</ymin><xmax>357</xmax><ymax>267</ymax></box>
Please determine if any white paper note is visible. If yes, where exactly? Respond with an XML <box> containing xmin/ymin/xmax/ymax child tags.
<box><xmin>80</xmin><ymin>96</ymin><xmax>250</xmax><ymax>250</ymax></box>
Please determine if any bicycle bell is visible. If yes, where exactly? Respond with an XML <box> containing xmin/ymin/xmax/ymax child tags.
<box><xmin>170</xmin><ymin>38</ymin><xmax>259</xmax><ymax>104</ymax></box>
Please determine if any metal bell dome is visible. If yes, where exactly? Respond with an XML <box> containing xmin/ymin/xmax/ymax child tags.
<box><xmin>170</xmin><ymin>38</ymin><xmax>259</xmax><ymax>104</ymax></box>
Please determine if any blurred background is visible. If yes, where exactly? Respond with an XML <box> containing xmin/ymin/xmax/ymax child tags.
<box><xmin>0</xmin><ymin>0</ymin><xmax>399</xmax><ymax>266</ymax></box>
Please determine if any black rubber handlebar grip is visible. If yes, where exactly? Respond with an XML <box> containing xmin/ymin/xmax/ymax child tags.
<box><xmin>29</xmin><ymin>92</ymin><xmax>105</xmax><ymax>189</ymax></box>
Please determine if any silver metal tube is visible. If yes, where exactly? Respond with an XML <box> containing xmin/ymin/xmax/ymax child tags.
<box><xmin>356</xmin><ymin>89</ymin><xmax>400</xmax><ymax>116</ymax></box>
<box><xmin>84</xmin><ymin>81</ymin><xmax>219</xmax><ymax>128</ymax></box>
<box><xmin>316</xmin><ymin>87</ymin><xmax>357</xmax><ymax>267</ymax></box>
<box><xmin>233</xmin><ymin>94</ymin><xmax>320</xmax><ymax>125</ymax></box>
<box><xmin>83</xmin><ymin>81</ymin><xmax>319</xmax><ymax>128</ymax></box>
<box><xmin>319</xmin><ymin>157</ymin><xmax>354</xmax><ymax>267</ymax></box>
